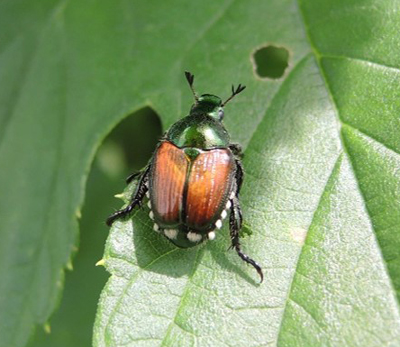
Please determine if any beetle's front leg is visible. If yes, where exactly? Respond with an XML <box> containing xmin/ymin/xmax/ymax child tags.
<box><xmin>106</xmin><ymin>166</ymin><xmax>150</xmax><ymax>226</ymax></box>
<box><xmin>229</xmin><ymin>143</ymin><xmax>244</xmax><ymax>158</ymax></box>
<box><xmin>229</xmin><ymin>195</ymin><xmax>264</xmax><ymax>282</ymax></box>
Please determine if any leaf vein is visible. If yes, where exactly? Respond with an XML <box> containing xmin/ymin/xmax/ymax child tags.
<box><xmin>159</xmin><ymin>248</ymin><xmax>203</xmax><ymax>346</ymax></box>
<box><xmin>321</xmin><ymin>54</ymin><xmax>400</xmax><ymax>73</ymax></box>
<box><xmin>275</xmin><ymin>153</ymin><xmax>344</xmax><ymax>344</ymax></box>
<box><xmin>341</xmin><ymin>123</ymin><xmax>400</xmax><ymax>157</ymax></box>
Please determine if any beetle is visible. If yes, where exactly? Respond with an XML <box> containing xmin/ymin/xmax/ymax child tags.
<box><xmin>107</xmin><ymin>72</ymin><xmax>263</xmax><ymax>282</ymax></box>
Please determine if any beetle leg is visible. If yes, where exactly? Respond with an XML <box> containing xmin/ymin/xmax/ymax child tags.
<box><xmin>106</xmin><ymin>166</ymin><xmax>150</xmax><ymax>226</ymax></box>
<box><xmin>234</xmin><ymin>158</ymin><xmax>244</xmax><ymax>194</ymax></box>
<box><xmin>229</xmin><ymin>143</ymin><xmax>244</xmax><ymax>158</ymax></box>
<box><xmin>229</xmin><ymin>195</ymin><xmax>264</xmax><ymax>283</ymax></box>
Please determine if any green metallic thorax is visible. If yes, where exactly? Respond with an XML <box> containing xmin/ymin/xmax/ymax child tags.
<box><xmin>167</xmin><ymin>114</ymin><xmax>230</xmax><ymax>148</ymax></box>
<box><xmin>167</xmin><ymin>94</ymin><xmax>230</xmax><ymax>149</ymax></box>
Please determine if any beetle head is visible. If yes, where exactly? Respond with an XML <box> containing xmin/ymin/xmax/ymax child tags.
<box><xmin>184</xmin><ymin>71</ymin><xmax>245</xmax><ymax>122</ymax></box>
<box><xmin>191</xmin><ymin>94</ymin><xmax>224</xmax><ymax>121</ymax></box>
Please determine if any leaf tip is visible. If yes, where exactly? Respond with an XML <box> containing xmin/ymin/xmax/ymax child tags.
<box><xmin>114</xmin><ymin>193</ymin><xmax>125</xmax><ymax>200</ymax></box>
<box><xmin>96</xmin><ymin>259</ymin><xmax>106</xmax><ymax>267</ymax></box>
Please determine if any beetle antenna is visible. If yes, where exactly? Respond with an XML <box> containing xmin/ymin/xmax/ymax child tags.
<box><xmin>184</xmin><ymin>71</ymin><xmax>199</xmax><ymax>102</ymax></box>
<box><xmin>221</xmin><ymin>84</ymin><xmax>246</xmax><ymax>107</ymax></box>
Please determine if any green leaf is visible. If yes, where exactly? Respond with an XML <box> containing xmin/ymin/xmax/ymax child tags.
<box><xmin>26</xmin><ymin>101</ymin><xmax>161</xmax><ymax>347</ymax></box>
<box><xmin>1</xmin><ymin>1</ymin><xmax>399</xmax><ymax>347</ymax></box>
<box><xmin>26</xmin><ymin>163</ymin><xmax>111</xmax><ymax>347</ymax></box>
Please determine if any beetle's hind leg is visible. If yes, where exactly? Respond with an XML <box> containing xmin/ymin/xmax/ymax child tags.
<box><xmin>106</xmin><ymin>166</ymin><xmax>150</xmax><ymax>226</ymax></box>
<box><xmin>229</xmin><ymin>195</ymin><xmax>264</xmax><ymax>283</ymax></box>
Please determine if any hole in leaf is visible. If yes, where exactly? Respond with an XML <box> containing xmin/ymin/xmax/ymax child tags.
<box><xmin>252</xmin><ymin>45</ymin><xmax>289</xmax><ymax>79</ymax></box>
<box><xmin>96</xmin><ymin>107</ymin><xmax>162</xmax><ymax>179</ymax></box>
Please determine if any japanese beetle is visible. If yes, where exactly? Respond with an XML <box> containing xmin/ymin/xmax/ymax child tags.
<box><xmin>107</xmin><ymin>72</ymin><xmax>263</xmax><ymax>282</ymax></box>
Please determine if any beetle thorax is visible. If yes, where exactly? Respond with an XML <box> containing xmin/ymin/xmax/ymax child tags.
<box><xmin>167</xmin><ymin>114</ymin><xmax>230</xmax><ymax>149</ymax></box>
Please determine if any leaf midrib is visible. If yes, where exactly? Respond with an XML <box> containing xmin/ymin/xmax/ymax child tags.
<box><xmin>275</xmin><ymin>153</ymin><xmax>343</xmax><ymax>343</ymax></box>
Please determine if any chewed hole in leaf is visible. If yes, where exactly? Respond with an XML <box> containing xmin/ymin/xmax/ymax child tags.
<box><xmin>252</xmin><ymin>45</ymin><xmax>289</xmax><ymax>79</ymax></box>
<box><xmin>96</xmin><ymin>106</ymin><xmax>162</xmax><ymax>179</ymax></box>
